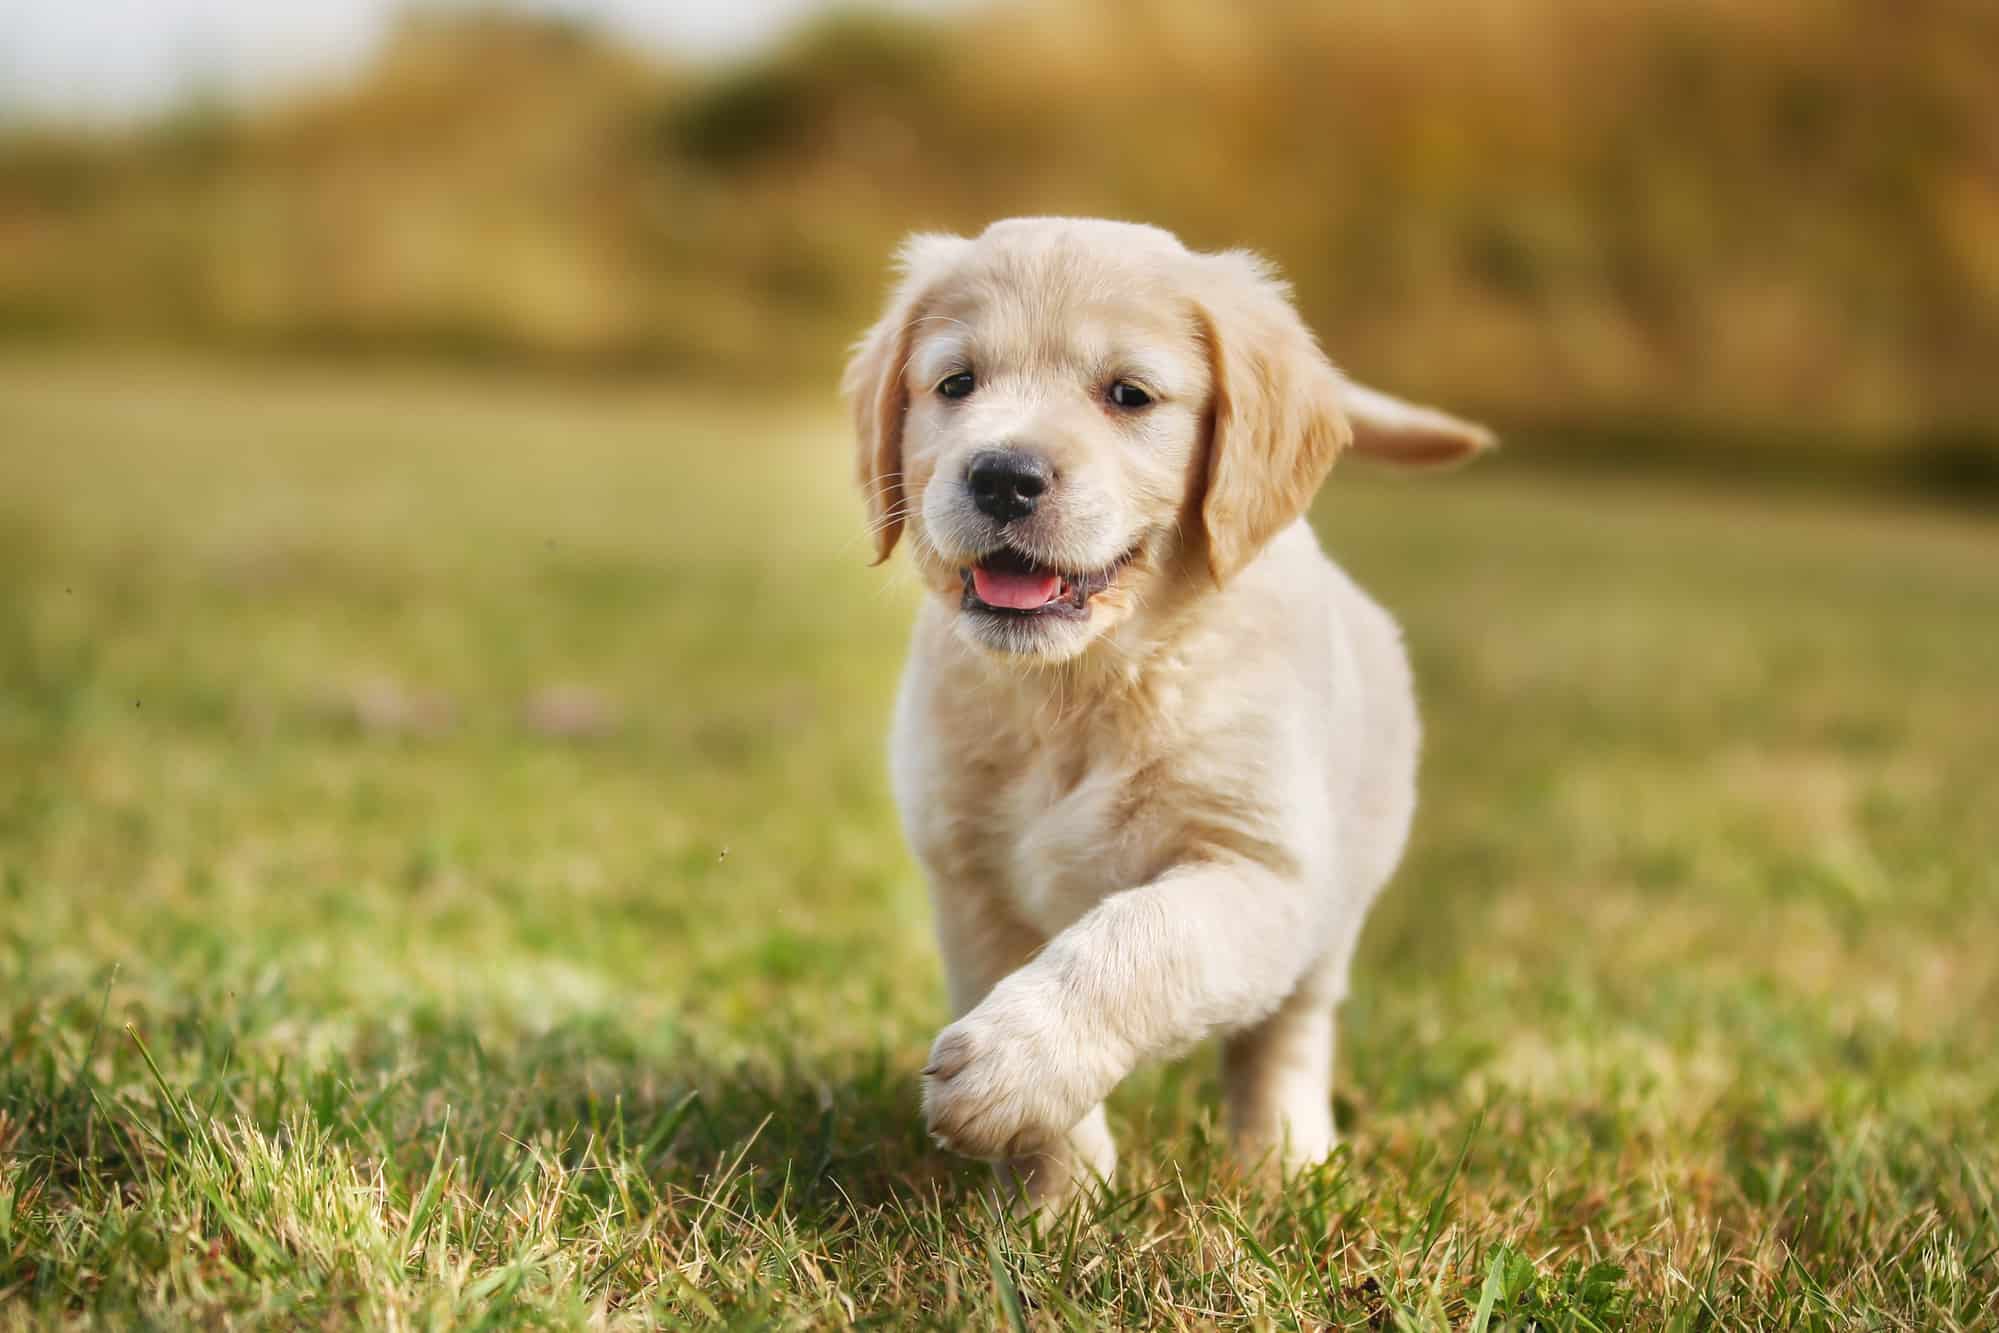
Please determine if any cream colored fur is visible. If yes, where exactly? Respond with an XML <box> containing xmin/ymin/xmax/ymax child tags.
<box><xmin>845</xmin><ymin>217</ymin><xmax>1492</xmax><ymax>1212</ymax></box>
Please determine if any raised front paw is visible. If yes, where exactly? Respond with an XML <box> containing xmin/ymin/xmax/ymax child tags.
<box><xmin>921</xmin><ymin>978</ymin><xmax>1122</xmax><ymax>1160</ymax></box>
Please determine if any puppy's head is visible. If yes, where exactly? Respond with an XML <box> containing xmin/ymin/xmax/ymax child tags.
<box><xmin>846</xmin><ymin>217</ymin><xmax>1492</xmax><ymax>663</ymax></box>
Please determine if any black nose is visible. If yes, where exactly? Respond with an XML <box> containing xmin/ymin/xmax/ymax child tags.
<box><xmin>966</xmin><ymin>450</ymin><xmax>1051</xmax><ymax>523</ymax></box>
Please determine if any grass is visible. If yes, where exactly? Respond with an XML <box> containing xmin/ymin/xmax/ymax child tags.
<box><xmin>1</xmin><ymin>352</ymin><xmax>1996</xmax><ymax>1328</ymax></box>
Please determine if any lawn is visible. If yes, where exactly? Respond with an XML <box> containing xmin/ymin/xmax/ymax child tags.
<box><xmin>2</xmin><ymin>354</ymin><xmax>1995</xmax><ymax>1328</ymax></box>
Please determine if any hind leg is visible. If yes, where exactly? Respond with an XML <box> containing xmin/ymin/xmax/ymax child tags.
<box><xmin>1221</xmin><ymin>953</ymin><xmax>1345</xmax><ymax>1177</ymax></box>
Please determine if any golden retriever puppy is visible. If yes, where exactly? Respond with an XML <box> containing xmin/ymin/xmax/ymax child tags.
<box><xmin>845</xmin><ymin>217</ymin><xmax>1492</xmax><ymax>1211</ymax></box>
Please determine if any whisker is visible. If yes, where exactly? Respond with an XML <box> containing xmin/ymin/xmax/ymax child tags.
<box><xmin>857</xmin><ymin>472</ymin><xmax>909</xmax><ymax>502</ymax></box>
<box><xmin>904</xmin><ymin>314</ymin><xmax>972</xmax><ymax>333</ymax></box>
<box><xmin>860</xmin><ymin>505</ymin><xmax>920</xmax><ymax>537</ymax></box>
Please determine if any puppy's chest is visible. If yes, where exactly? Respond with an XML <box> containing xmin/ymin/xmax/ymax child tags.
<box><xmin>982</xmin><ymin>742</ymin><xmax>1172</xmax><ymax>936</ymax></box>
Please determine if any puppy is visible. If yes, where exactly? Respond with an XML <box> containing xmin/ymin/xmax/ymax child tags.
<box><xmin>845</xmin><ymin>218</ymin><xmax>1491</xmax><ymax>1211</ymax></box>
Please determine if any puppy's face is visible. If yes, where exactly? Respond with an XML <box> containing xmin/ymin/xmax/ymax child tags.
<box><xmin>894</xmin><ymin>223</ymin><xmax>1210</xmax><ymax>660</ymax></box>
<box><xmin>847</xmin><ymin>218</ymin><xmax>1492</xmax><ymax>664</ymax></box>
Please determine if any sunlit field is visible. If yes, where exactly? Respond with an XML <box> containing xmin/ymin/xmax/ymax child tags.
<box><xmin>2</xmin><ymin>354</ymin><xmax>1995</xmax><ymax>1327</ymax></box>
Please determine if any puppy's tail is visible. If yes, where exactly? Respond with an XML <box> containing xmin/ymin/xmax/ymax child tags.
<box><xmin>1340</xmin><ymin>380</ymin><xmax>1496</xmax><ymax>469</ymax></box>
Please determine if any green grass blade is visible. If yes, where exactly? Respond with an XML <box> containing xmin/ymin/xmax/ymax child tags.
<box><xmin>987</xmin><ymin>1236</ymin><xmax>1030</xmax><ymax>1333</ymax></box>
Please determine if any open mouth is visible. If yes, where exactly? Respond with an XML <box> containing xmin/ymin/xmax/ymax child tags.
<box><xmin>960</xmin><ymin>547</ymin><xmax>1131</xmax><ymax>620</ymax></box>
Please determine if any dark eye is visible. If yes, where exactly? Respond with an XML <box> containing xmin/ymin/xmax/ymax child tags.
<box><xmin>1108</xmin><ymin>381</ymin><xmax>1153</xmax><ymax>409</ymax></box>
<box><xmin>937</xmin><ymin>371</ymin><xmax>976</xmax><ymax>400</ymax></box>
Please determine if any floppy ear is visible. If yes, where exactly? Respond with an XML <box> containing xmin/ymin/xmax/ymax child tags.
<box><xmin>1194</xmin><ymin>251</ymin><xmax>1352</xmax><ymax>585</ymax></box>
<box><xmin>1341</xmin><ymin>381</ymin><xmax>1496</xmax><ymax>467</ymax></box>
<box><xmin>842</xmin><ymin>233</ymin><xmax>967</xmax><ymax>564</ymax></box>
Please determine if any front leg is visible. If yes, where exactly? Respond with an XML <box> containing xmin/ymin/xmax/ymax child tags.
<box><xmin>926</xmin><ymin>879</ymin><xmax>1116</xmax><ymax>1212</ymax></box>
<box><xmin>925</xmin><ymin>857</ymin><xmax>1321</xmax><ymax>1166</ymax></box>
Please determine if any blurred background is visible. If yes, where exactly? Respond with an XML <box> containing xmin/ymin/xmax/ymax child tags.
<box><xmin>5</xmin><ymin>4</ymin><xmax>1999</xmax><ymax>1322</ymax></box>
<box><xmin>3</xmin><ymin>0</ymin><xmax>1997</xmax><ymax>490</ymax></box>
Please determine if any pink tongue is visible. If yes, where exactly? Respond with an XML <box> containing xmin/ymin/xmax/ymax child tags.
<box><xmin>972</xmin><ymin>565</ymin><xmax>1062</xmax><ymax>610</ymax></box>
